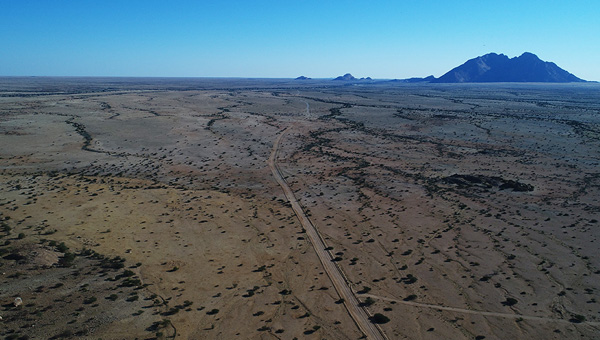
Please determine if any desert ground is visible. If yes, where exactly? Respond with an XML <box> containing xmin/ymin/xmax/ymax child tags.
<box><xmin>0</xmin><ymin>77</ymin><xmax>599</xmax><ymax>339</ymax></box>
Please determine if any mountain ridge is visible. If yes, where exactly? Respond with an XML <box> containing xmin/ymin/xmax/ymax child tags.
<box><xmin>433</xmin><ymin>52</ymin><xmax>584</xmax><ymax>83</ymax></box>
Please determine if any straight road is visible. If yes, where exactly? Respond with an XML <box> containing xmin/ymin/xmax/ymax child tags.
<box><xmin>268</xmin><ymin>126</ymin><xmax>388</xmax><ymax>340</ymax></box>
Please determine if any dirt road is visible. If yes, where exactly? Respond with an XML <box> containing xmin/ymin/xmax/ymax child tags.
<box><xmin>268</xmin><ymin>126</ymin><xmax>388</xmax><ymax>340</ymax></box>
<box><xmin>362</xmin><ymin>293</ymin><xmax>600</xmax><ymax>326</ymax></box>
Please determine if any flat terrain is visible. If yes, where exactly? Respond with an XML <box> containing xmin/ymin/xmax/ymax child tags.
<box><xmin>0</xmin><ymin>78</ymin><xmax>599</xmax><ymax>339</ymax></box>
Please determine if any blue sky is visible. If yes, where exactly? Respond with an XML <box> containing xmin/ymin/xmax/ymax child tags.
<box><xmin>1</xmin><ymin>1</ymin><xmax>598</xmax><ymax>80</ymax></box>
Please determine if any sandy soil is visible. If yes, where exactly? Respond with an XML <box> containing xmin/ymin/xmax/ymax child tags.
<box><xmin>0</xmin><ymin>78</ymin><xmax>599</xmax><ymax>339</ymax></box>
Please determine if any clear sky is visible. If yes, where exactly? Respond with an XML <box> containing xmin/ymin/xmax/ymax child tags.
<box><xmin>1</xmin><ymin>0</ymin><xmax>598</xmax><ymax>80</ymax></box>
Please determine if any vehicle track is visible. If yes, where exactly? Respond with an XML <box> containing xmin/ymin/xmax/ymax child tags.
<box><xmin>362</xmin><ymin>293</ymin><xmax>600</xmax><ymax>326</ymax></box>
<box><xmin>268</xmin><ymin>125</ymin><xmax>388</xmax><ymax>340</ymax></box>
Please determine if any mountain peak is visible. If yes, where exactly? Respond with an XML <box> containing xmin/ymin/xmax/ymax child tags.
<box><xmin>434</xmin><ymin>52</ymin><xmax>584</xmax><ymax>83</ymax></box>
<box><xmin>518</xmin><ymin>52</ymin><xmax>538</xmax><ymax>59</ymax></box>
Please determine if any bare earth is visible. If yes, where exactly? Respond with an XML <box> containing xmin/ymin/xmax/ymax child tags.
<box><xmin>0</xmin><ymin>78</ymin><xmax>599</xmax><ymax>339</ymax></box>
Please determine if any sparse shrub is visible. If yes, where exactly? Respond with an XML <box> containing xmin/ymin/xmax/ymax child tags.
<box><xmin>59</xmin><ymin>252</ymin><xmax>76</xmax><ymax>267</ymax></box>
<box><xmin>120</xmin><ymin>278</ymin><xmax>141</xmax><ymax>287</ymax></box>
<box><xmin>1</xmin><ymin>224</ymin><xmax>11</xmax><ymax>233</ymax></box>
<box><xmin>56</xmin><ymin>242</ymin><xmax>69</xmax><ymax>253</ymax></box>
<box><xmin>121</xmin><ymin>269</ymin><xmax>135</xmax><ymax>277</ymax></box>
<box><xmin>101</xmin><ymin>256</ymin><xmax>125</xmax><ymax>270</ymax></box>
<box><xmin>502</xmin><ymin>298</ymin><xmax>518</xmax><ymax>306</ymax></box>
<box><xmin>80</xmin><ymin>247</ymin><xmax>94</xmax><ymax>256</ymax></box>
<box><xmin>361</xmin><ymin>297</ymin><xmax>375</xmax><ymax>306</ymax></box>
<box><xmin>165</xmin><ymin>307</ymin><xmax>180</xmax><ymax>315</ymax></box>
<box><xmin>370</xmin><ymin>313</ymin><xmax>390</xmax><ymax>324</ymax></box>
<box><xmin>206</xmin><ymin>308</ymin><xmax>219</xmax><ymax>315</ymax></box>
<box><xmin>83</xmin><ymin>296</ymin><xmax>97</xmax><ymax>304</ymax></box>
<box><xmin>403</xmin><ymin>295</ymin><xmax>417</xmax><ymax>301</ymax></box>
<box><xmin>402</xmin><ymin>274</ymin><xmax>417</xmax><ymax>284</ymax></box>
<box><xmin>358</xmin><ymin>286</ymin><xmax>371</xmax><ymax>294</ymax></box>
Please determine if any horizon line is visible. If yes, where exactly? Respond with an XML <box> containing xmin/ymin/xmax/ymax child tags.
<box><xmin>0</xmin><ymin>75</ymin><xmax>597</xmax><ymax>83</ymax></box>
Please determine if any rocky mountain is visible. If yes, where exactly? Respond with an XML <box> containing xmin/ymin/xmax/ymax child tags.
<box><xmin>434</xmin><ymin>52</ymin><xmax>584</xmax><ymax>83</ymax></box>
<box><xmin>333</xmin><ymin>73</ymin><xmax>373</xmax><ymax>81</ymax></box>
<box><xmin>295</xmin><ymin>76</ymin><xmax>311</xmax><ymax>80</ymax></box>
<box><xmin>333</xmin><ymin>73</ymin><xmax>357</xmax><ymax>81</ymax></box>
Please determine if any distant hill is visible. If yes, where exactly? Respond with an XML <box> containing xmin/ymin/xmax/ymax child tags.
<box><xmin>334</xmin><ymin>73</ymin><xmax>357</xmax><ymax>81</ymax></box>
<box><xmin>333</xmin><ymin>73</ymin><xmax>372</xmax><ymax>81</ymax></box>
<box><xmin>295</xmin><ymin>76</ymin><xmax>311</xmax><ymax>80</ymax></box>
<box><xmin>434</xmin><ymin>52</ymin><xmax>585</xmax><ymax>83</ymax></box>
<box><xmin>390</xmin><ymin>75</ymin><xmax>435</xmax><ymax>83</ymax></box>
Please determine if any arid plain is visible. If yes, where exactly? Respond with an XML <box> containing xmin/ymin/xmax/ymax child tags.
<box><xmin>0</xmin><ymin>78</ymin><xmax>599</xmax><ymax>339</ymax></box>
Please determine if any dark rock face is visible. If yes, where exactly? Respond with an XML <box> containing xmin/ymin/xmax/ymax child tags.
<box><xmin>434</xmin><ymin>52</ymin><xmax>584</xmax><ymax>83</ymax></box>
